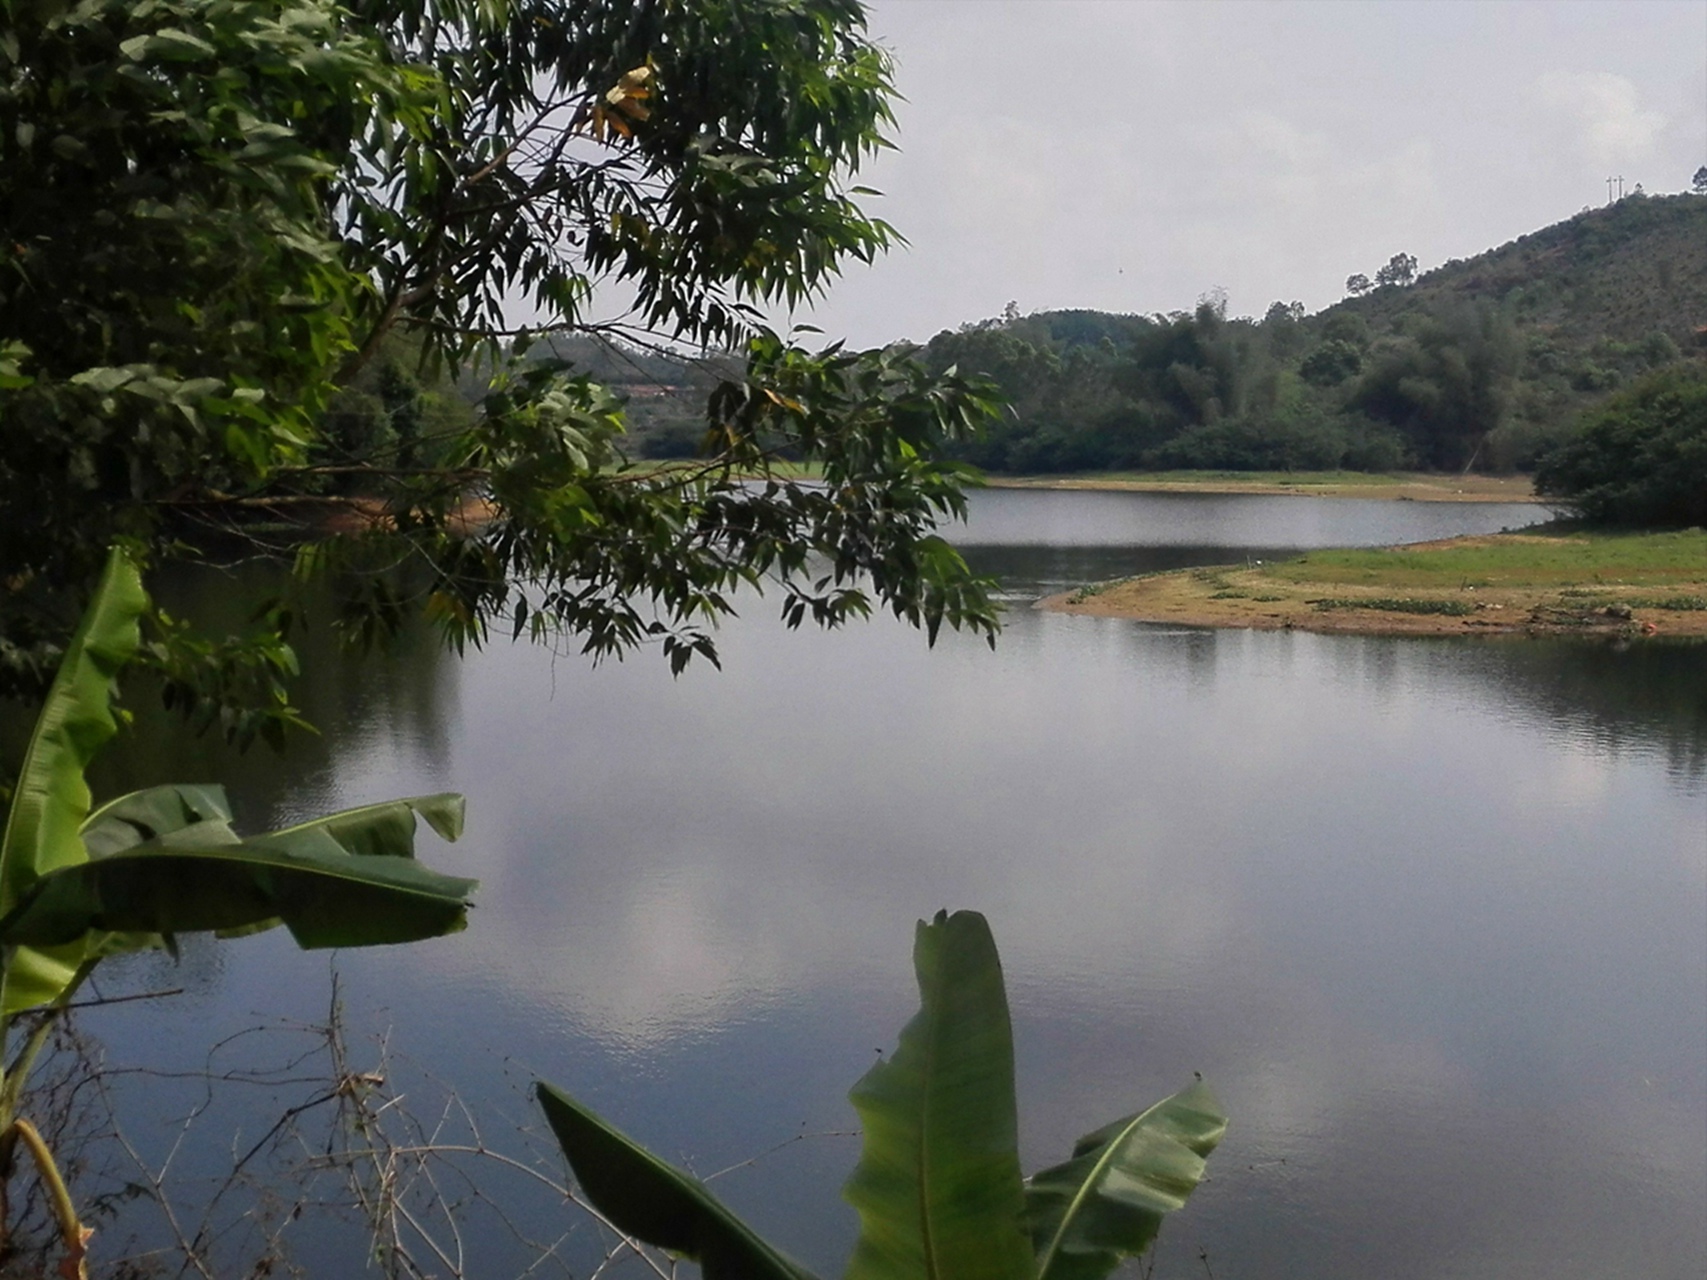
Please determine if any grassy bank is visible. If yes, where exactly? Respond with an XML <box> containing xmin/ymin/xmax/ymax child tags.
<box><xmin>1043</xmin><ymin>528</ymin><xmax>1707</xmax><ymax>638</ymax></box>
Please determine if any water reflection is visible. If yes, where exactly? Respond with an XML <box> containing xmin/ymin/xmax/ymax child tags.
<box><xmin>22</xmin><ymin>491</ymin><xmax>1703</xmax><ymax>1280</ymax></box>
<box><xmin>955</xmin><ymin>488</ymin><xmax>1542</xmax><ymax>549</ymax></box>
<box><xmin>955</xmin><ymin>487</ymin><xmax>1543</xmax><ymax>600</ymax></box>
<box><xmin>316</xmin><ymin>606</ymin><xmax>1701</xmax><ymax>1280</ymax></box>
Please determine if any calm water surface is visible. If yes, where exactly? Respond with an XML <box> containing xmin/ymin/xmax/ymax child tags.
<box><xmin>86</xmin><ymin>490</ymin><xmax>1704</xmax><ymax>1279</ymax></box>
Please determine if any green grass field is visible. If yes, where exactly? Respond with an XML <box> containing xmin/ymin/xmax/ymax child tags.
<box><xmin>1265</xmin><ymin>529</ymin><xmax>1707</xmax><ymax>589</ymax></box>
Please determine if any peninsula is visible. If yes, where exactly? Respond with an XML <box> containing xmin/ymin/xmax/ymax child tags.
<box><xmin>1040</xmin><ymin>529</ymin><xmax>1707</xmax><ymax>638</ymax></box>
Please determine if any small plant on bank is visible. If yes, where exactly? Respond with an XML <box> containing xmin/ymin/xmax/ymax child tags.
<box><xmin>1067</xmin><ymin>579</ymin><xmax>1124</xmax><ymax>604</ymax></box>
<box><xmin>1309</xmin><ymin>597</ymin><xmax>1479</xmax><ymax>616</ymax></box>
<box><xmin>1624</xmin><ymin>595</ymin><xmax>1707</xmax><ymax>611</ymax></box>
<box><xmin>538</xmin><ymin>910</ymin><xmax>1225</xmax><ymax>1280</ymax></box>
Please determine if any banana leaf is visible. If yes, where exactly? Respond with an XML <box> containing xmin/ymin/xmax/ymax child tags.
<box><xmin>79</xmin><ymin>784</ymin><xmax>235</xmax><ymax>858</ymax></box>
<box><xmin>536</xmin><ymin>1082</ymin><xmax>820</xmax><ymax>1280</ymax></box>
<box><xmin>0</xmin><ymin>795</ymin><xmax>475</xmax><ymax>953</ymax></box>
<box><xmin>6</xmin><ymin>785</ymin><xmax>241</xmax><ymax>1006</ymax></box>
<box><xmin>842</xmin><ymin>910</ymin><xmax>1033</xmax><ymax>1280</ymax></box>
<box><xmin>0</xmin><ymin>545</ymin><xmax>477</xmax><ymax>1011</ymax></box>
<box><xmin>0</xmin><ymin>547</ymin><xmax>148</xmax><ymax>1013</ymax></box>
<box><xmin>1026</xmin><ymin>1081</ymin><xmax>1228</xmax><ymax>1280</ymax></box>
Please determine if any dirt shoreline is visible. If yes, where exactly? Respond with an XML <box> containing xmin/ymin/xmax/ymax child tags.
<box><xmin>987</xmin><ymin>472</ymin><xmax>1541</xmax><ymax>503</ymax></box>
<box><xmin>1037</xmin><ymin>534</ymin><xmax>1707</xmax><ymax>640</ymax></box>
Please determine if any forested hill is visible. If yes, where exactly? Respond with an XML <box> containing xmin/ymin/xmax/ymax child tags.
<box><xmin>909</xmin><ymin>193</ymin><xmax>1707</xmax><ymax>475</ymax></box>
<box><xmin>1342</xmin><ymin>191</ymin><xmax>1705</xmax><ymax>348</ymax></box>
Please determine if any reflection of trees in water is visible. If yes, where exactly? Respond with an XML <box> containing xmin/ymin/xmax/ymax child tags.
<box><xmin>961</xmin><ymin>543</ymin><xmax>1298</xmax><ymax>599</ymax></box>
<box><xmin>1428</xmin><ymin>638</ymin><xmax>1707</xmax><ymax>785</ymax></box>
<box><xmin>72</xmin><ymin>560</ymin><xmax>459</xmax><ymax>831</ymax></box>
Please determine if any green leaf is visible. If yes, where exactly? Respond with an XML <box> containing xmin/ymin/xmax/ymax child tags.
<box><xmin>0</xmin><ymin>795</ymin><xmax>476</xmax><ymax>954</ymax></box>
<box><xmin>0</xmin><ymin>548</ymin><xmax>148</xmax><ymax>1013</ymax></box>
<box><xmin>535</xmin><ymin>1083</ymin><xmax>820</xmax><ymax>1280</ymax></box>
<box><xmin>67</xmin><ymin>366</ymin><xmax>139</xmax><ymax>394</ymax></box>
<box><xmin>80</xmin><ymin>784</ymin><xmax>235</xmax><ymax>858</ymax></box>
<box><xmin>1027</xmin><ymin>1082</ymin><xmax>1228</xmax><ymax>1280</ymax></box>
<box><xmin>119</xmin><ymin>30</ymin><xmax>217</xmax><ymax>62</ymax></box>
<box><xmin>270</xmin><ymin>793</ymin><xmax>464</xmax><ymax>857</ymax></box>
<box><xmin>843</xmin><ymin>910</ymin><xmax>1033</xmax><ymax>1280</ymax></box>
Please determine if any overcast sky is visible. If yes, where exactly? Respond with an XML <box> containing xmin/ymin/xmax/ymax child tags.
<box><xmin>776</xmin><ymin>0</ymin><xmax>1707</xmax><ymax>347</ymax></box>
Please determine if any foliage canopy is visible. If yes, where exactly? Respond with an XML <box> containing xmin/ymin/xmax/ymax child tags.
<box><xmin>0</xmin><ymin>0</ymin><xmax>1000</xmax><ymax>716</ymax></box>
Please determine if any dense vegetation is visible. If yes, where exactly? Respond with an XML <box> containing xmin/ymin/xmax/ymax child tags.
<box><xmin>1534</xmin><ymin>362</ymin><xmax>1707</xmax><ymax>527</ymax></box>
<box><xmin>603</xmin><ymin>194</ymin><xmax>1707</xmax><ymax>481</ymax></box>
<box><xmin>908</xmin><ymin>195</ymin><xmax>1706</xmax><ymax>477</ymax></box>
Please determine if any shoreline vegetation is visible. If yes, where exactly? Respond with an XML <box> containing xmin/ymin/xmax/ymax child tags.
<box><xmin>1038</xmin><ymin>529</ymin><xmax>1707</xmax><ymax>639</ymax></box>
<box><xmin>755</xmin><ymin>464</ymin><xmax>1542</xmax><ymax>503</ymax></box>
<box><xmin>982</xmin><ymin>470</ymin><xmax>1540</xmax><ymax>502</ymax></box>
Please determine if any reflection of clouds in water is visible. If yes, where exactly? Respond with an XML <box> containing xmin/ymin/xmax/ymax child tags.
<box><xmin>291</xmin><ymin>556</ymin><xmax>1701</xmax><ymax>1279</ymax></box>
<box><xmin>500</xmin><ymin>862</ymin><xmax>799</xmax><ymax>1053</ymax></box>
<box><xmin>1532</xmin><ymin>741</ymin><xmax>1614</xmax><ymax>814</ymax></box>
<box><xmin>382</xmin><ymin>605</ymin><xmax>1705</xmax><ymax>1067</ymax></box>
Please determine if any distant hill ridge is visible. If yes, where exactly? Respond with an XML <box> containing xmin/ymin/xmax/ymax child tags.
<box><xmin>541</xmin><ymin>195</ymin><xmax>1706</xmax><ymax>472</ymax></box>
<box><xmin>1002</xmin><ymin>194</ymin><xmax>1706</xmax><ymax>350</ymax></box>
<box><xmin>903</xmin><ymin>193</ymin><xmax>1707</xmax><ymax>474</ymax></box>
<box><xmin>1332</xmin><ymin>193</ymin><xmax>1706</xmax><ymax>349</ymax></box>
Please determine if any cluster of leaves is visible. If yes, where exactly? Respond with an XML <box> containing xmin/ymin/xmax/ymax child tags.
<box><xmin>343</xmin><ymin>0</ymin><xmax>903</xmax><ymax>361</ymax></box>
<box><xmin>1534</xmin><ymin>362</ymin><xmax>1707</xmax><ymax>528</ymax></box>
<box><xmin>297</xmin><ymin>333</ymin><xmax>1000</xmax><ymax>676</ymax></box>
<box><xmin>538</xmin><ymin>910</ymin><xmax>1226</xmax><ymax>1280</ymax></box>
<box><xmin>0</xmin><ymin>0</ymin><xmax>431</xmax><ymax>678</ymax></box>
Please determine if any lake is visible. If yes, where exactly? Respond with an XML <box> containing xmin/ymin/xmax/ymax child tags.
<box><xmin>76</xmin><ymin>489</ymin><xmax>1706</xmax><ymax>1280</ymax></box>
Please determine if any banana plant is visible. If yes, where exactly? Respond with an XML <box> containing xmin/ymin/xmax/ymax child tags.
<box><xmin>539</xmin><ymin>910</ymin><xmax>1226</xmax><ymax>1280</ymax></box>
<box><xmin>0</xmin><ymin>548</ymin><xmax>479</xmax><ymax>1276</ymax></box>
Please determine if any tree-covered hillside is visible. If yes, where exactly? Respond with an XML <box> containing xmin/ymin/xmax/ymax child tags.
<box><xmin>913</xmin><ymin>193</ymin><xmax>1707</xmax><ymax>475</ymax></box>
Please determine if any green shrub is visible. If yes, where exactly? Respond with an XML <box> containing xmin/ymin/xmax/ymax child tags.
<box><xmin>1626</xmin><ymin>595</ymin><xmax>1707</xmax><ymax>611</ymax></box>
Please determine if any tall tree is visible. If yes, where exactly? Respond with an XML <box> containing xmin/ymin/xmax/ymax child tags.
<box><xmin>1374</xmin><ymin>252</ymin><xmax>1418</xmax><ymax>288</ymax></box>
<box><xmin>0</xmin><ymin>0</ymin><xmax>1000</xmax><ymax>714</ymax></box>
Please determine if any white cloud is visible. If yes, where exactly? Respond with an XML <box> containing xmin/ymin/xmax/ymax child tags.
<box><xmin>1535</xmin><ymin>70</ymin><xmax>1668</xmax><ymax>165</ymax></box>
<box><xmin>788</xmin><ymin>3</ymin><xmax>1705</xmax><ymax>346</ymax></box>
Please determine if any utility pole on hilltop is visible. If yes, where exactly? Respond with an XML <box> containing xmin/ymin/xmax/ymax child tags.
<box><xmin>1618</xmin><ymin>175</ymin><xmax>1625</xmax><ymax>199</ymax></box>
<box><xmin>1606</xmin><ymin>176</ymin><xmax>1615</xmax><ymax>203</ymax></box>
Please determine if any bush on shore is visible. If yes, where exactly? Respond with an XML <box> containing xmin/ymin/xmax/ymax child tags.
<box><xmin>1534</xmin><ymin>362</ymin><xmax>1707</xmax><ymax>527</ymax></box>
